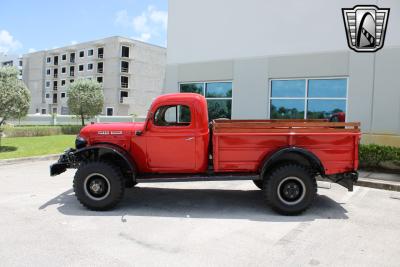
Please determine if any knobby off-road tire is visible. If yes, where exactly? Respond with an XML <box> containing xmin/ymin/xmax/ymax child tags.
<box><xmin>125</xmin><ymin>180</ymin><xmax>137</xmax><ymax>188</ymax></box>
<box><xmin>263</xmin><ymin>164</ymin><xmax>317</xmax><ymax>215</ymax></box>
<box><xmin>253</xmin><ymin>180</ymin><xmax>264</xmax><ymax>190</ymax></box>
<box><xmin>73</xmin><ymin>161</ymin><xmax>125</xmax><ymax>211</ymax></box>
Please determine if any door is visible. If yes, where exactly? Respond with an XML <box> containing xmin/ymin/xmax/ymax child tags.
<box><xmin>145</xmin><ymin>104</ymin><xmax>196</xmax><ymax>172</ymax></box>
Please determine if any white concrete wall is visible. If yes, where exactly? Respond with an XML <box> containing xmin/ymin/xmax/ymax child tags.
<box><xmin>23</xmin><ymin>51</ymin><xmax>46</xmax><ymax>114</ymax></box>
<box><xmin>129</xmin><ymin>39</ymin><xmax>166</xmax><ymax>116</ymax></box>
<box><xmin>167</xmin><ymin>0</ymin><xmax>400</xmax><ymax>64</ymax></box>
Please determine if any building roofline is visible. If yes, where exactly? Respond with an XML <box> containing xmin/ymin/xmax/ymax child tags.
<box><xmin>117</xmin><ymin>36</ymin><xmax>166</xmax><ymax>49</ymax></box>
<box><xmin>22</xmin><ymin>35</ymin><xmax>165</xmax><ymax>57</ymax></box>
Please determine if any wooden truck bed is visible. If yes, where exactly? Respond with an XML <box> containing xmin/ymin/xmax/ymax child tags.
<box><xmin>212</xmin><ymin>120</ymin><xmax>361</xmax><ymax>175</ymax></box>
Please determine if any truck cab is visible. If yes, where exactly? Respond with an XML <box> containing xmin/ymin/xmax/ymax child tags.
<box><xmin>51</xmin><ymin>93</ymin><xmax>360</xmax><ymax>215</ymax></box>
<box><xmin>135</xmin><ymin>93</ymin><xmax>210</xmax><ymax>173</ymax></box>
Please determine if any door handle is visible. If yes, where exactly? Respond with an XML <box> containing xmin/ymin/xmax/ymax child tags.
<box><xmin>185</xmin><ymin>137</ymin><xmax>194</xmax><ymax>141</ymax></box>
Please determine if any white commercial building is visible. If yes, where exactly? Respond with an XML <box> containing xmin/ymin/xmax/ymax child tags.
<box><xmin>164</xmin><ymin>0</ymin><xmax>400</xmax><ymax>146</ymax></box>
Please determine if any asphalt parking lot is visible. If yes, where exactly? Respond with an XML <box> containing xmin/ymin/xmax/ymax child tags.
<box><xmin>1</xmin><ymin>160</ymin><xmax>400</xmax><ymax>266</ymax></box>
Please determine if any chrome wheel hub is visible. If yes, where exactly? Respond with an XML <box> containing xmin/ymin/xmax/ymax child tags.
<box><xmin>277</xmin><ymin>177</ymin><xmax>306</xmax><ymax>205</ymax></box>
<box><xmin>84</xmin><ymin>173</ymin><xmax>111</xmax><ymax>201</ymax></box>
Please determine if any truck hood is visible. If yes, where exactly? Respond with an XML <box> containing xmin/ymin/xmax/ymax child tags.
<box><xmin>79</xmin><ymin>122</ymin><xmax>145</xmax><ymax>140</ymax></box>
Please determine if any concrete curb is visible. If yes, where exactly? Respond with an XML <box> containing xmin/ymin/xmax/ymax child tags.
<box><xmin>356</xmin><ymin>177</ymin><xmax>400</xmax><ymax>192</ymax></box>
<box><xmin>0</xmin><ymin>154</ymin><xmax>59</xmax><ymax>166</ymax></box>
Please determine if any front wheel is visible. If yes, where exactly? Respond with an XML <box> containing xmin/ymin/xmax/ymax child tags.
<box><xmin>73</xmin><ymin>161</ymin><xmax>125</xmax><ymax>211</ymax></box>
<box><xmin>263</xmin><ymin>164</ymin><xmax>316</xmax><ymax>215</ymax></box>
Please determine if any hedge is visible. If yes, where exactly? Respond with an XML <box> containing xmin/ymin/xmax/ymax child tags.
<box><xmin>359</xmin><ymin>144</ymin><xmax>400</xmax><ymax>169</ymax></box>
<box><xmin>1</xmin><ymin>125</ymin><xmax>83</xmax><ymax>137</ymax></box>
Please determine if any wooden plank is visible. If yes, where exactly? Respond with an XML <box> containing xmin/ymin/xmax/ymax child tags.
<box><xmin>214</xmin><ymin>119</ymin><xmax>326</xmax><ymax>123</ymax></box>
<box><xmin>213</xmin><ymin>120</ymin><xmax>359</xmax><ymax>127</ymax></box>
<box><xmin>213</xmin><ymin>127</ymin><xmax>360</xmax><ymax>134</ymax></box>
<box><xmin>212</xmin><ymin>119</ymin><xmax>361</xmax><ymax>134</ymax></box>
<box><xmin>213</xmin><ymin>123</ymin><xmax>359</xmax><ymax>130</ymax></box>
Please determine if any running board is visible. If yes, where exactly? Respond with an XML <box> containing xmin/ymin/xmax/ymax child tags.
<box><xmin>136</xmin><ymin>173</ymin><xmax>260</xmax><ymax>183</ymax></box>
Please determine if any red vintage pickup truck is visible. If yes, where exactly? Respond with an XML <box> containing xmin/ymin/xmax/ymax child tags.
<box><xmin>51</xmin><ymin>93</ymin><xmax>361</xmax><ymax>215</ymax></box>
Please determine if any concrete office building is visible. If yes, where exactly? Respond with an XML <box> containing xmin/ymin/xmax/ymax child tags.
<box><xmin>165</xmin><ymin>0</ymin><xmax>400</xmax><ymax>146</ymax></box>
<box><xmin>23</xmin><ymin>36</ymin><xmax>166</xmax><ymax>116</ymax></box>
<box><xmin>0</xmin><ymin>52</ymin><xmax>23</xmax><ymax>79</ymax></box>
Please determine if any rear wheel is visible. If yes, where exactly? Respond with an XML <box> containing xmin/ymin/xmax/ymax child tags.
<box><xmin>263</xmin><ymin>164</ymin><xmax>316</xmax><ymax>215</ymax></box>
<box><xmin>73</xmin><ymin>161</ymin><xmax>125</xmax><ymax>211</ymax></box>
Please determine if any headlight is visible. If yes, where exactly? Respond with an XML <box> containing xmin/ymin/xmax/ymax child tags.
<box><xmin>75</xmin><ymin>136</ymin><xmax>87</xmax><ymax>149</ymax></box>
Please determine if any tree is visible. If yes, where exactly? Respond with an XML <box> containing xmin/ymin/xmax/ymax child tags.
<box><xmin>67</xmin><ymin>79</ymin><xmax>104</xmax><ymax>126</ymax></box>
<box><xmin>0</xmin><ymin>66</ymin><xmax>31</xmax><ymax>126</ymax></box>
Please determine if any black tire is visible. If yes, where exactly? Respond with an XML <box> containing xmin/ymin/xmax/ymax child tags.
<box><xmin>253</xmin><ymin>180</ymin><xmax>264</xmax><ymax>190</ymax></box>
<box><xmin>73</xmin><ymin>161</ymin><xmax>125</xmax><ymax>211</ymax></box>
<box><xmin>125</xmin><ymin>180</ymin><xmax>137</xmax><ymax>188</ymax></box>
<box><xmin>263</xmin><ymin>164</ymin><xmax>316</xmax><ymax>215</ymax></box>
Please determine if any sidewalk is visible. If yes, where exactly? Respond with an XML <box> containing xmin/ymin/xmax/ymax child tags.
<box><xmin>357</xmin><ymin>170</ymin><xmax>400</xmax><ymax>191</ymax></box>
<box><xmin>359</xmin><ymin>170</ymin><xmax>400</xmax><ymax>182</ymax></box>
<box><xmin>0</xmin><ymin>154</ymin><xmax>59</xmax><ymax>166</ymax></box>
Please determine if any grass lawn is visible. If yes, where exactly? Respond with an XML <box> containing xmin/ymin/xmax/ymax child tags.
<box><xmin>0</xmin><ymin>135</ymin><xmax>75</xmax><ymax>160</ymax></box>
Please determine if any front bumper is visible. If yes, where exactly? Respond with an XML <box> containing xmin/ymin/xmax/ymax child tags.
<box><xmin>50</xmin><ymin>148</ymin><xmax>76</xmax><ymax>176</ymax></box>
<box><xmin>324</xmin><ymin>171</ymin><xmax>358</xmax><ymax>191</ymax></box>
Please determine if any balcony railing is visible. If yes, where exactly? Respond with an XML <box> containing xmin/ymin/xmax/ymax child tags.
<box><xmin>97</xmin><ymin>68</ymin><xmax>103</xmax><ymax>74</ymax></box>
<box><xmin>53</xmin><ymin>74</ymin><xmax>58</xmax><ymax>78</ymax></box>
<box><xmin>98</xmin><ymin>54</ymin><xmax>104</xmax><ymax>59</ymax></box>
<box><xmin>121</xmin><ymin>82</ymin><xmax>128</xmax><ymax>88</ymax></box>
<box><xmin>70</xmin><ymin>59</ymin><xmax>75</xmax><ymax>63</ymax></box>
<box><xmin>53</xmin><ymin>86</ymin><xmax>58</xmax><ymax>91</ymax></box>
<box><xmin>70</xmin><ymin>71</ymin><xmax>74</xmax><ymax>77</ymax></box>
<box><xmin>121</xmin><ymin>67</ymin><xmax>129</xmax><ymax>73</ymax></box>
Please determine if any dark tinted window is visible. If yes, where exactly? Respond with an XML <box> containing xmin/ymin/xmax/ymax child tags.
<box><xmin>270</xmin><ymin>99</ymin><xmax>305</xmax><ymax>119</ymax></box>
<box><xmin>307</xmin><ymin>100</ymin><xmax>346</xmax><ymax>119</ymax></box>
<box><xmin>121</xmin><ymin>46</ymin><xmax>129</xmax><ymax>57</ymax></box>
<box><xmin>308</xmin><ymin>79</ymin><xmax>347</xmax><ymax>98</ymax></box>
<box><xmin>205</xmin><ymin>82</ymin><xmax>232</xmax><ymax>98</ymax></box>
<box><xmin>271</xmin><ymin>80</ymin><xmax>305</xmax><ymax>97</ymax></box>
<box><xmin>207</xmin><ymin>99</ymin><xmax>231</xmax><ymax>119</ymax></box>
<box><xmin>180</xmin><ymin>83</ymin><xmax>204</xmax><ymax>95</ymax></box>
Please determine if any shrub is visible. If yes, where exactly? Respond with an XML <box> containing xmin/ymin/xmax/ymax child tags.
<box><xmin>59</xmin><ymin>125</ymin><xmax>83</xmax><ymax>135</ymax></box>
<box><xmin>1</xmin><ymin>125</ymin><xmax>82</xmax><ymax>138</ymax></box>
<box><xmin>359</xmin><ymin>144</ymin><xmax>400</xmax><ymax>168</ymax></box>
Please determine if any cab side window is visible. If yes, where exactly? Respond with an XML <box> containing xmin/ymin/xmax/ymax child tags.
<box><xmin>154</xmin><ymin>105</ymin><xmax>191</xmax><ymax>126</ymax></box>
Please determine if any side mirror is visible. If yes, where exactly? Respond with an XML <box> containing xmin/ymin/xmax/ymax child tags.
<box><xmin>135</xmin><ymin>130</ymin><xmax>143</xmax><ymax>136</ymax></box>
